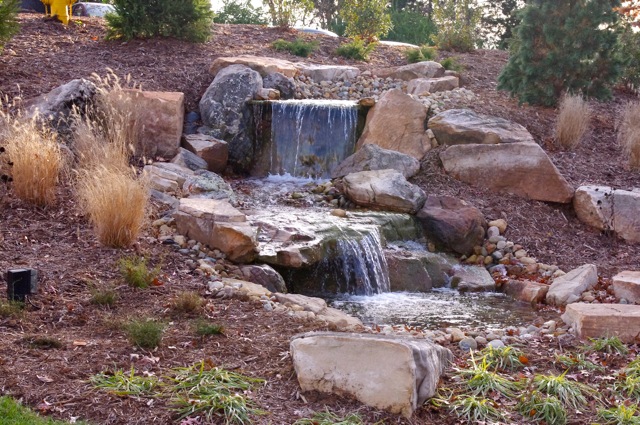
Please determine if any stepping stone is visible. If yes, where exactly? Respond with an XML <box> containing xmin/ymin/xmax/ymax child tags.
<box><xmin>562</xmin><ymin>303</ymin><xmax>640</xmax><ymax>343</ymax></box>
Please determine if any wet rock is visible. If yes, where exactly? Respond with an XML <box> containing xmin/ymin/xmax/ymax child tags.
<box><xmin>182</xmin><ymin>134</ymin><xmax>228</xmax><ymax>174</ymax></box>
<box><xmin>238</xmin><ymin>264</ymin><xmax>287</xmax><ymax>293</ymax></box>
<box><xmin>546</xmin><ymin>264</ymin><xmax>598</xmax><ymax>307</ymax></box>
<box><xmin>451</xmin><ymin>266</ymin><xmax>496</xmax><ymax>292</ymax></box>
<box><xmin>386</xmin><ymin>252</ymin><xmax>433</xmax><ymax>292</ymax></box>
<box><xmin>503</xmin><ymin>279</ymin><xmax>549</xmax><ymax>304</ymax></box>
<box><xmin>332</xmin><ymin>143</ymin><xmax>421</xmax><ymax>179</ymax></box>
<box><xmin>291</xmin><ymin>332</ymin><xmax>452</xmax><ymax>417</ymax></box>
<box><xmin>263</xmin><ymin>72</ymin><xmax>296</xmax><ymax>100</ymax></box>
<box><xmin>416</xmin><ymin>195</ymin><xmax>486</xmax><ymax>256</ymax></box>
<box><xmin>562</xmin><ymin>303</ymin><xmax>640</xmax><ymax>343</ymax></box>
<box><xmin>343</xmin><ymin>169</ymin><xmax>427</xmax><ymax>214</ymax></box>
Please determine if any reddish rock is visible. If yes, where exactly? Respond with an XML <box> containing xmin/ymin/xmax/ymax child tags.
<box><xmin>562</xmin><ymin>303</ymin><xmax>640</xmax><ymax>343</ymax></box>
<box><xmin>503</xmin><ymin>279</ymin><xmax>549</xmax><ymax>303</ymax></box>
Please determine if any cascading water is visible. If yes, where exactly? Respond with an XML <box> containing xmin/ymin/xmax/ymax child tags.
<box><xmin>268</xmin><ymin>100</ymin><xmax>359</xmax><ymax>178</ymax></box>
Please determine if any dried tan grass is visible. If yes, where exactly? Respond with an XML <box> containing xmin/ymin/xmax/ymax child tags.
<box><xmin>0</xmin><ymin>112</ymin><xmax>63</xmax><ymax>206</ymax></box>
<box><xmin>555</xmin><ymin>94</ymin><xmax>590</xmax><ymax>150</ymax></box>
<box><xmin>617</xmin><ymin>101</ymin><xmax>640</xmax><ymax>170</ymax></box>
<box><xmin>77</xmin><ymin>166</ymin><xmax>149</xmax><ymax>248</ymax></box>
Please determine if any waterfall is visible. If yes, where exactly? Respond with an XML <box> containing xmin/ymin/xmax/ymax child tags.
<box><xmin>268</xmin><ymin>100</ymin><xmax>359</xmax><ymax>179</ymax></box>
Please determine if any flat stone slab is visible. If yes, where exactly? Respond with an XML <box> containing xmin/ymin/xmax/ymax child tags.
<box><xmin>296</xmin><ymin>64</ymin><xmax>360</xmax><ymax>82</ymax></box>
<box><xmin>612</xmin><ymin>271</ymin><xmax>640</xmax><ymax>304</ymax></box>
<box><xmin>290</xmin><ymin>332</ymin><xmax>452</xmax><ymax>417</ymax></box>
<box><xmin>209</xmin><ymin>55</ymin><xmax>298</xmax><ymax>78</ymax></box>
<box><xmin>562</xmin><ymin>303</ymin><xmax>640</xmax><ymax>343</ymax></box>
<box><xmin>407</xmin><ymin>76</ymin><xmax>459</xmax><ymax>95</ymax></box>
<box><xmin>546</xmin><ymin>264</ymin><xmax>598</xmax><ymax>306</ymax></box>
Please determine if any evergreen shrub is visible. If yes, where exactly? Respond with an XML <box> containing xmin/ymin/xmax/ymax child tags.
<box><xmin>214</xmin><ymin>0</ymin><xmax>268</xmax><ymax>24</ymax></box>
<box><xmin>340</xmin><ymin>0</ymin><xmax>392</xmax><ymax>42</ymax></box>
<box><xmin>0</xmin><ymin>0</ymin><xmax>19</xmax><ymax>53</ymax></box>
<box><xmin>384</xmin><ymin>10</ymin><xmax>436</xmax><ymax>46</ymax></box>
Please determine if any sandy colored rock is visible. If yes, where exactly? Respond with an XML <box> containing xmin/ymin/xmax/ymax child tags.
<box><xmin>546</xmin><ymin>264</ymin><xmax>598</xmax><ymax>306</ymax></box>
<box><xmin>209</xmin><ymin>55</ymin><xmax>298</xmax><ymax>77</ymax></box>
<box><xmin>574</xmin><ymin>186</ymin><xmax>640</xmax><ymax>243</ymax></box>
<box><xmin>440</xmin><ymin>143</ymin><xmax>574</xmax><ymax>203</ymax></box>
<box><xmin>183</xmin><ymin>133</ymin><xmax>229</xmax><ymax>174</ymax></box>
<box><xmin>612</xmin><ymin>271</ymin><xmax>640</xmax><ymax>303</ymax></box>
<box><xmin>562</xmin><ymin>303</ymin><xmax>640</xmax><ymax>343</ymax></box>
<box><xmin>372</xmin><ymin>61</ymin><xmax>445</xmax><ymax>81</ymax></box>
<box><xmin>406</xmin><ymin>76</ymin><xmax>459</xmax><ymax>95</ymax></box>
<box><xmin>331</xmin><ymin>143</ymin><xmax>421</xmax><ymax>179</ymax></box>
<box><xmin>503</xmin><ymin>279</ymin><xmax>549</xmax><ymax>303</ymax></box>
<box><xmin>291</xmin><ymin>332</ymin><xmax>452</xmax><ymax>417</ymax></box>
<box><xmin>296</xmin><ymin>64</ymin><xmax>360</xmax><ymax>82</ymax></box>
<box><xmin>210</xmin><ymin>222</ymin><xmax>258</xmax><ymax>263</ymax></box>
<box><xmin>357</xmin><ymin>89</ymin><xmax>431</xmax><ymax>160</ymax></box>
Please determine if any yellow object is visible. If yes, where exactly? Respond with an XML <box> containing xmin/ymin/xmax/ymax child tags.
<box><xmin>40</xmin><ymin>0</ymin><xmax>77</xmax><ymax>25</ymax></box>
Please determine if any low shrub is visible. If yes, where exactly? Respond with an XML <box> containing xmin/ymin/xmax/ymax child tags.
<box><xmin>0</xmin><ymin>0</ymin><xmax>19</xmax><ymax>53</ymax></box>
<box><xmin>118</xmin><ymin>256</ymin><xmax>160</xmax><ymax>288</ymax></box>
<box><xmin>125</xmin><ymin>318</ymin><xmax>163</xmax><ymax>349</ymax></box>
<box><xmin>431</xmin><ymin>0</ymin><xmax>481</xmax><ymax>52</ymax></box>
<box><xmin>272</xmin><ymin>38</ymin><xmax>318</xmax><ymax>57</ymax></box>
<box><xmin>336</xmin><ymin>37</ymin><xmax>377</xmax><ymax>61</ymax></box>
<box><xmin>440</xmin><ymin>56</ymin><xmax>463</xmax><ymax>72</ymax></box>
<box><xmin>193</xmin><ymin>319</ymin><xmax>224</xmax><ymax>336</ymax></box>
<box><xmin>384</xmin><ymin>10</ymin><xmax>437</xmax><ymax>46</ymax></box>
<box><xmin>340</xmin><ymin>0</ymin><xmax>392</xmax><ymax>42</ymax></box>
<box><xmin>294</xmin><ymin>410</ymin><xmax>364</xmax><ymax>424</ymax></box>
<box><xmin>90</xmin><ymin>285</ymin><xmax>118</xmax><ymax>307</ymax></box>
<box><xmin>617</xmin><ymin>102</ymin><xmax>640</xmax><ymax>169</ymax></box>
<box><xmin>405</xmin><ymin>45</ymin><xmax>438</xmax><ymax>64</ymax></box>
<box><xmin>213</xmin><ymin>0</ymin><xmax>268</xmax><ymax>24</ymax></box>
<box><xmin>450</xmin><ymin>395</ymin><xmax>503</xmax><ymax>423</ymax></box>
<box><xmin>555</xmin><ymin>93</ymin><xmax>590</xmax><ymax>150</ymax></box>
<box><xmin>517</xmin><ymin>393</ymin><xmax>567</xmax><ymax>425</ymax></box>
<box><xmin>172</xmin><ymin>291</ymin><xmax>205</xmax><ymax>314</ymax></box>
<box><xmin>0</xmin><ymin>299</ymin><xmax>24</xmax><ymax>318</ymax></box>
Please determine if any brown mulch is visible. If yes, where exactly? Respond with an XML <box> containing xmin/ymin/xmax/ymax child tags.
<box><xmin>1</xmin><ymin>13</ymin><xmax>640</xmax><ymax>425</ymax></box>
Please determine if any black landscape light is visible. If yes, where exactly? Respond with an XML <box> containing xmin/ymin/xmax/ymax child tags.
<box><xmin>6</xmin><ymin>268</ymin><xmax>38</xmax><ymax>302</ymax></box>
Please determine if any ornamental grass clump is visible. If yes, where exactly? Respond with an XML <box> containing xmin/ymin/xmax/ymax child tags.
<box><xmin>91</xmin><ymin>367</ymin><xmax>158</xmax><ymax>396</ymax></box>
<box><xmin>517</xmin><ymin>393</ymin><xmax>567</xmax><ymax>425</ymax></box>
<box><xmin>458</xmin><ymin>356</ymin><xmax>521</xmax><ymax>397</ymax></box>
<box><xmin>617</xmin><ymin>102</ymin><xmax>640</xmax><ymax>169</ymax></box>
<box><xmin>555</xmin><ymin>93</ymin><xmax>590</xmax><ymax>150</ymax></box>
<box><xmin>450</xmin><ymin>395</ymin><xmax>504</xmax><ymax>423</ymax></box>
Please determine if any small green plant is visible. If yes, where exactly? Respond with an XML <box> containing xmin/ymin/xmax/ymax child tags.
<box><xmin>172</xmin><ymin>292</ymin><xmax>205</xmax><ymax>314</ymax></box>
<box><xmin>440</xmin><ymin>56</ymin><xmax>463</xmax><ymax>72</ymax></box>
<box><xmin>405</xmin><ymin>45</ymin><xmax>438</xmax><ymax>64</ymax></box>
<box><xmin>90</xmin><ymin>286</ymin><xmax>118</xmax><ymax>307</ymax></box>
<box><xmin>554</xmin><ymin>352</ymin><xmax>604</xmax><ymax>371</ymax></box>
<box><xmin>294</xmin><ymin>409</ymin><xmax>365</xmax><ymax>424</ymax></box>
<box><xmin>91</xmin><ymin>366</ymin><xmax>158</xmax><ymax>396</ymax></box>
<box><xmin>587</xmin><ymin>336</ymin><xmax>629</xmax><ymax>355</ymax></box>
<box><xmin>450</xmin><ymin>395</ymin><xmax>503</xmax><ymax>423</ymax></box>
<box><xmin>118</xmin><ymin>256</ymin><xmax>160</xmax><ymax>289</ymax></box>
<box><xmin>598</xmin><ymin>404</ymin><xmax>640</xmax><ymax>425</ymax></box>
<box><xmin>532</xmin><ymin>371</ymin><xmax>592</xmax><ymax>409</ymax></box>
<box><xmin>193</xmin><ymin>319</ymin><xmax>224</xmax><ymax>336</ymax></box>
<box><xmin>478</xmin><ymin>345</ymin><xmax>526</xmax><ymax>371</ymax></box>
<box><xmin>457</xmin><ymin>356</ymin><xmax>521</xmax><ymax>397</ymax></box>
<box><xmin>0</xmin><ymin>299</ymin><xmax>24</xmax><ymax>318</ymax></box>
<box><xmin>336</xmin><ymin>37</ymin><xmax>377</xmax><ymax>61</ymax></box>
<box><xmin>625</xmin><ymin>358</ymin><xmax>640</xmax><ymax>377</ymax></box>
<box><xmin>272</xmin><ymin>38</ymin><xmax>318</xmax><ymax>57</ymax></box>
<box><xmin>517</xmin><ymin>393</ymin><xmax>567</xmax><ymax>425</ymax></box>
<box><xmin>125</xmin><ymin>319</ymin><xmax>164</xmax><ymax>349</ymax></box>
<box><xmin>615</xmin><ymin>375</ymin><xmax>640</xmax><ymax>400</ymax></box>
<box><xmin>0</xmin><ymin>396</ymin><xmax>88</xmax><ymax>425</ymax></box>
<box><xmin>170</xmin><ymin>361</ymin><xmax>265</xmax><ymax>424</ymax></box>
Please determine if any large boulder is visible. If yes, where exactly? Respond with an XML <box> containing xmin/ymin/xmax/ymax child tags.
<box><xmin>343</xmin><ymin>169</ymin><xmax>427</xmax><ymax>214</ymax></box>
<box><xmin>386</xmin><ymin>252</ymin><xmax>433</xmax><ymax>292</ymax></box>
<box><xmin>372</xmin><ymin>61</ymin><xmax>445</xmax><ymax>81</ymax></box>
<box><xmin>331</xmin><ymin>143</ymin><xmax>420</xmax><ymax>179</ymax></box>
<box><xmin>120</xmin><ymin>89</ymin><xmax>184</xmax><ymax>159</ymax></box>
<box><xmin>440</xmin><ymin>143</ymin><xmax>574</xmax><ymax>203</ymax></box>
<box><xmin>612</xmin><ymin>271</ymin><xmax>640</xmax><ymax>304</ymax></box>
<box><xmin>450</xmin><ymin>266</ymin><xmax>496</xmax><ymax>292</ymax></box>
<box><xmin>237</xmin><ymin>264</ymin><xmax>287</xmax><ymax>293</ymax></box>
<box><xmin>573</xmin><ymin>186</ymin><xmax>640</xmax><ymax>243</ymax></box>
<box><xmin>356</xmin><ymin>89</ymin><xmax>431</xmax><ymax>160</ymax></box>
<box><xmin>416</xmin><ymin>195</ymin><xmax>486</xmax><ymax>256</ymax></box>
<box><xmin>182</xmin><ymin>170</ymin><xmax>235</xmax><ymax>201</ymax></box>
<box><xmin>407</xmin><ymin>76</ymin><xmax>459</xmax><ymax>95</ymax></box>
<box><xmin>182</xmin><ymin>134</ymin><xmax>228</xmax><ymax>174</ymax></box>
<box><xmin>503</xmin><ymin>279</ymin><xmax>549</xmax><ymax>304</ymax></box>
<box><xmin>24</xmin><ymin>78</ymin><xmax>96</xmax><ymax>128</ymax></box>
<box><xmin>290</xmin><ymin>332</ymin><xmax>452</xmax><ymax>417</ymax></box>
<box><xmin>428</xmin><ymin>109</ymin><xmax>535</xmax><ymax>145</ymax></box>
<box><xmin>199</xmin><ymin>65</ymin><xmax>263</xmax><ymax>173</ymax></box>
<box><xmin>209</xmin><ymin>56</ymin><xmax>298</xmax><ymax>78</ymax></box>
<box><xmin>562</xmin><ymin>303</ymin><xmax>640</xmax><ymax>343</ymax></box>
<box><xmin>210</xmin><ymin>222</ymin><xmax>258</xmax><ymax>263</ymax></box>
<box><xmin>296</xmin><ymin>64</ymin><xmax>360</xmax><ymax>82</ymax></box>
<box><xmin>546</xmin><ymin>264</ymin><xmax>598</xmax><ymax>306</ymax></box>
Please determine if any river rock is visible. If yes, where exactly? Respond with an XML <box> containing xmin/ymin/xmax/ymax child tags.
<box><xmin>296</xmin><ymin>64</ymin><xmax>360</xmax><ymax>82</ymax></box>
<box><xmin>546</xmin><ymin>264</ymin><xmax>598</xmax><ymax>306</ymax></box>
<box><xmin>182</xmin><ymin>170</ymin><xmax>235</xmax><ymax>201</ymax></box>
<box><xmin>263</xmin><ymin>72</ymin><xmax>296</xmax><ymax>100</ymax></box>
<box><xmin>275</xmin><ymin>294</ymin><xmax>362</xmax><ymax>330</ymax></box>
<box><xmin>407</xmin><ymin>76</ymin><xmax>459</xmax><ymax>95</ymax></box>
<box><xmin>356</xmin><ymin>89</ymin><xmax>431</xmax><ymax>161</ymax></box>
<box><xmin>416</xmin><ymin>195</ymin><xmax>486</xmax><ymax>256</ymax></box>
<box><xmin>372</xmin><ymin>61</ymin><xmax>445</xmax><ymax>81</ymax></box>
<box><xmin>238</xmin><ymin>264</ymin><xmax>287</xmax><ymax>293</ymax></box>
<box><xmin>24</xmin><ymin>78</ymin><xmax>96</xmax><ymax>128</ymax></box>
<box><xmin>290</xmin><ymin>332</ymin><xmax>452</xmax><ymax>417</ymax></box>
<box><xmin>428</xmin><ymin>109</ymin><xmax>535</xmax><ymax>145</ymax></box>
<box><xmin>171</xmin><ymin>147</ymin><xmax>208</xmax><ymax>171</ymax></box>
<box><xmin>562</xmin><ymin>303</ymin><xmax>640</xmax><ymax>343</ymax></box>
<box><xmin>182</xmin><ymin>134</ymin><xmax>228</xmax><ymax>173</ymax></box>
<box><xmin>450</xmin><ymin>266</ymin><xmax>496</xmax><ymax>292</ymax></box>
<box><xmin>209</xmin><ymin>55</ymin><xmax>298</xmax><ymax>78</ymax></box>
<box><xmin>386</xmin><ymin>252</ymin><xmax>433</xmax><ymax>292</ymax></box>
<box><xmin>440</xmin><ymin>143</ymin><xmax>574</xmax><ymax>203</ymax></box>
<box><xmin>343</xmin><ymin>169</ymin><xmax>427</xmax><ymax>214</ymax></box>
<box><xmin>199</xmin><ymin>65</ymin><xmax>263</xmax><ymax>173</ymax></box>
<box><xmin>574</xmin><ymin>186</ymin><xmax>640</xmax><ymax>243</ymax></box>
<box><xmin>503</xmin><ymin>279</ymin><xmax>549</xmax><ymax>303</ymax></box>
<box><xmin>612</xmin><ymin>271</ymin><xmax>640</xmax><ymax>304</ymax></box>
<box><xmin>331</xmin><ymin>143</ymin><xmax>421</xmax><ymax>179</ymax></box>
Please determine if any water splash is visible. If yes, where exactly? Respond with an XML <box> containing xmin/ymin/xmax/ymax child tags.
<box><xmin>269</xmin><ymin>100</ymin><xmax>359</xmax><ymax>178</ymax></box>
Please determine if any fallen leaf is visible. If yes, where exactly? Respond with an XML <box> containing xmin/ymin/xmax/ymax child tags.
<box><xmin>37</xmin><ymin>375</ymin><xmax>54</xmax><ymax>383</ymax></box>
<box><xmin>73</xmin><ymin>340</ymin><xmax>87</xmax><ymax>346</ymax></box>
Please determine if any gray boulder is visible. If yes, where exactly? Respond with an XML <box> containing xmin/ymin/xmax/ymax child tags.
<box><xmin>451</xmin><ymin>266</ymin><xmax>496</xmax><ymax>292</ymax></box>
<box><xmin>199</xmin><ymin>65</ymin><xmax>263</xmax><ymax>173</ymax></box>
<box><xmin>343</xmin><ymin>169</ymin><xmax>427</xmax><ymax>214</ymax></box>
<box><xmin>170</xmin><ymin>148</ymin><xmax>208</xmax><ymax>171</ymax></box>
<box><xmin>291</xmin><ymin>332</ymin><xmax>452</xmax><ymax>417</ymax></box>
<box><xmin>262</xmin><ymin>72</ymin><xmax>296</xmax><ymax>100</ymax></box>
<box><xmin>183</xmin><ymin>170</ymin><xmax>236</xmax><ymax>202</ymax></box>
<box><xmin>546</xmin><ymin>264</ymin><xmax>598</xmax><ymax>306</ymax></box>
<box><xmin>331</xmin><ymin>143</ymin><xmax>421</xmax><ymax>179</ymax></box>
<box><xmin>416</xmin><ymin>195</ymin><xmax>486</xmax><ymax>256</ymax></box>
<box><xmin>238</xmin><ymin>264</ymin><xmax>287</xmax><ymax>293</ymax></box>
<box><xmin>24</xmin><ymin>79</ymin><xmax>96</xmax><ymax>128</ymax></box>
<box><xmin>428</xmin><ymin>109</ymin><xmax>535</xmax><ymax>145</ymax></box>
<box><xmin>182</xmin><ymin>133</ymin><xmax>228</xmax><ymax>173</ymax></box>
